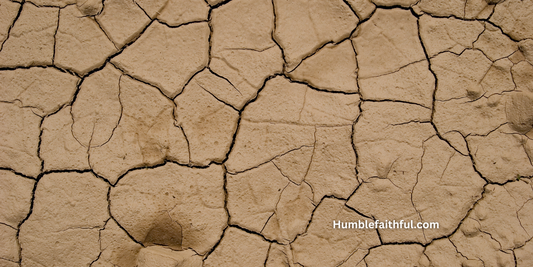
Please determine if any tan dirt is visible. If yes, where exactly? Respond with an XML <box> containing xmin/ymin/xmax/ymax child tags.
<box><xmin>1</xmin><ymin>0</ymin><xmax>533</xmax><ymax>266</ymax></box>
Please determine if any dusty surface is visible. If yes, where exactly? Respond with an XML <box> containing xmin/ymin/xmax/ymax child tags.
<box><xmin>1</xmin><ymin>0</ymin><xmax>533</xmax><ymax>266</ymax></box>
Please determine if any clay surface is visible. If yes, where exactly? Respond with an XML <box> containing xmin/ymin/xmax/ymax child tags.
<box><xmin>1</xmin><ymin>0</ymin><xmax>533</xmax><ymax>266</ymax></box>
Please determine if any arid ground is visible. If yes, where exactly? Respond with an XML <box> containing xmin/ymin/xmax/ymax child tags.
<box><xmin>1</xmin><ymin>0</ymin><xmax>533</xmax><ymax>266</ymax></box>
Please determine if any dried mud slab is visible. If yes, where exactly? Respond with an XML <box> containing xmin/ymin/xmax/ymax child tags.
<box><xmin>419</xmin><ymin>15</ymin><xmax>484</xmax><ymax>57</ymax></box>
<box><xmin>0</xmin><ymin>0</ymin><xmax>20</xmax><ymax>46</ymax></box>
<box><xmin>292</xmin><ymin>198</ymin><xmax>380</xmax><ymax>267</ymax></box>
<box><xmin>91</xmin><ymin>219</ymin><xmax>143</xmax><ymax>267</ymax></box>
<box><xmin>345</xmin><ymin>0</ymin><xmax>375</xmax><ymax>20</ymax></box>
<box><xmin>110</xmin><ymin>163</ymin><xmax>227</xmax><ymax>255</ymax></box>
<box><xmin>175</xmin><ymin>76</ymin><xmax>240</xmax><ymax>165</ymax></box>
<box><xmin>210</xmin><ymin>0</ymin><xmax>283</xmax><ymax>105</ymax></box>
<box><xmin>95</xmin><ymin>0</ymin><xmax>151</xmax><ymax>48</ymax></box>
<box><xmin>349</xmin><ymin>102</ymin><xmax>484</xmax><ymax>243</ymax></box>
<box><xmin>365</xmin><ymin>244</ymin><xmax>428</xmax><ymax>267</ymax></box>
<box><xmin>0</xmin><ymin>3</ymin><xmax>57</xmax><ymax>68</ymax></box>
<box><xmin>3</xmin><ymin>1</ymin><xmax>533</xmax><ymax>266</ymax></box>
<box><xmin>354</xmin><ymin>9</ymin><xmax>434</xmax><ymax>107</ymax></box>
<box><xmin>41</xmin><ymin>106</ymin><xmax>90</xmax><ymax>171</ymax></box>
<box><xmin>204</xmin><ymin>227</ymin><xmax>270</xmax><ymax>267</ymax></box>
<box><xmin>0</xmin><ymin>67</ymin><xmax>79</xmax><ymax>116</ymax></box>
<box><xmin>87</xmin><ymin>74</ymin><xmax>189</xmax><ymax>184</ymax></box>
<box><xmin>448</xmin><ymin>180</ymin><xmax>533</xmax><ymax>267</ymax></box>
<box><xmin>55</xmin><ymin>5</ymin><xmax>117</xmax><ymax>75</ymax></box>
<box><xmin>19</xmin><ymin>172</ymin><xmax>109</xmax><ymax>267</ymax></box>
<box><xmin>112</xmin><ymin>21</ymin><xmax>209</xmax><ymax>98</ymax></box>
<box><xmin>491</xmin><ymin>0</ymin><xmax>533</xmax><ymax>40</ymax></box>
<box><xmin>0</xmin><ymin>170</ymin><xmax>34</xmax><ymax>264</ymax></box>
<box><xmin>288</xmin><ymin>40</ymin><xmax>359</xmax><ymax>93</ymax></box>
<box><xmin>227</xmin><ymin>76</ymin><xmax>360</xmax><ymax>204</ymax></box>
<box><xmin>415</xmin><ymin>0</ymin><xmax>494</xmax><ymax>19</ymax></box>
<box><xmin>0</xmin><ymin>103</ymin><xmax>42</xmax><ymax>178</ymax></box>
<box><xmin>136</xmin><ymin>246</ymin><xmax>202</xmax><ymax>267</ymax></box>
<box><xmin>273</xmin><ymin>0</ymin><xmax>358</xmax><ymax>70</ymax></box>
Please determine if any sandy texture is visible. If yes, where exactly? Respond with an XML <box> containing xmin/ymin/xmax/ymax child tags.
<box><xmin>1</xmin><ymin>0</ymin><xmax>533</xmax><ymax>266</ymax></box>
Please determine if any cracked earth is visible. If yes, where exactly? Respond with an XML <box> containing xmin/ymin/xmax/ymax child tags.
<box><xmin>1</xmin><ymin>0</ymin><xmax>533</xmax><ymax>266</ymax></box>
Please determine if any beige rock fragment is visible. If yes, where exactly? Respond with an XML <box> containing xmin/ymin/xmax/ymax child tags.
<box><xmin>419</xmin><ymin>15</ymin><xmax>484</xmax><ymax>57</ymax></box>
<box><xmin>273</xmin><ymin>0</ymin><xmax>358</xmax><ymax>70</ymax></box>
<box><xmin>0</xmin><ymin>103</ymin><xmax>42</xmax><ymax>178</ymax></box>
<box><xmin>242</xmin><ymin>76</ymin><xmax>360</xmax><ymax>126</ymax></box>
<box><xmin>19</xmin><ymin>172</ymin><xmax>109</xmax><ymax>267</ymax></box>
<box><xmin>292</xmin><ymin>198</ymin><xmax>380</xmax><ymax>267</ymax></box>
<box><xmin>353</xmin><ymin>9</ymin><xmax>425</xmax><ymax>78</ymax></box>
<box><xmin>27</xmin><ymin>0</ymin><xmax>76</xmax><ymax>7</ymax></box>
<box><xmin>491</xmin><ymin>0</ymin><xmax>533</xmax><ymax>40</ymax></box>
<box><xmin>91</xmin><ymin>219</ymin><xmax>143</xmax><ymax>267</ymax></box>
<box><xmin>192</xmin><ymin>69</ymin><xmax>248</xmax><ymax>110</ymax></box>
<box><xmin>210</xmin><ymin>0</ymin><xmax>283</xmax><ymax>103</ymax></box>
<box><xmin>366</xmin><ymin>245</ymin><xmax>428</xmax><ymax>267</ymax></box>
<box><xmin>344</xmin><ymin>0</ymin><xmax>375</xmax><ymax>20</ymax></box>
<box><xmin>467</xmin><ymin>124</ymin><xmax>533</xmax><ymax>183</ymax></box>
<box><xmin>0</xmin><ymin>67</ymin><xmax>79</xmax><ymax>116</ymax></box>
<box><xmin>95</xmin><ymin>0</ymin><xmax>150</xmax><ymax>48</ymax></box>
<box><xmin>136</xmin><ymin>246</ymin><xmax>202</xmax><ymax>267</ymax></box>
<box><xmin>204</xmin><ymin>227</ymin><xmax>270</xmax><ymax>267</ymax></box>
<box><xmin>88</xmin><ymin>75</ymin><xmax>189</xmax><ymax>183</ymax></box>
<box><xmin>55</xmin><ymin>5</ymin><xmax>117</xmax><ymax>75</ymax></box>
<box><xmin>112</xmin><ymin>22</ymin><xmax>209</xmax><ymax>98</ymax></box>
<box><xmin>516</xmin><ymin>239</ymin><xmax>533</xmax><ymax>267</ymax></box>
<box><xmin>41</xmin><ymin>106</ymin><xmax>90</xmax><ymax>171</ymax></box>
<box><xmin>157</xmin><ymin>0</ymin><xmax>209</xmax><ymax>27</ymax></box>
<box><xmin>110</xmin><ymin>163</ymin><xmax>227</xmax><ymax>254</ymax></box>
<box><xmin>175</xmin><ymin>76</ymin><xmax>240</xmax><ymax>165</ymax></box>
<box><xmin>474</xmin><ymin>24</ymin><xmax>518</xmax><ymax>61</ymax></box>
<box><xmin>71</xmin><ymin>64</ymin><xmax>122</xmax><ymax>148</ymax></box>
<box><xmin>431</xmin><ymin>50</ymin><xmax>493</xmax><ymax>101</ymax></box>
<box><xmin>0</xmin><ymin>171</ymin><xmax>34</xmax><ymax>263</ymax></box>
<box><xmin>288</xmin><ymin>40</ymin><xmax>358</xmax><ymax>93</ymax></box>
<box><xmin>0</xmin><ymin>3</ymin><xmax>57</xmax><ymax>68</ymax></box>
<box><xmin>416</xmin><ymin>0</ymin><xmax>493</xmax><ymax>19</ymax></box>
<box><xmin>359</xmin><ymin>60</ymin><xmax>435</xmax><ymax>108</ymax></box>
<box><xmin>0</xmin><ymin>0</ymin><xmax>20</xmax><ymax>45</ymax></box>
<box><xmin>424</xmin><ymin>239</ymin><xmax>465</xmax><ymax>267</ymax></box>
<box><xmin>77</xmin><ymin>0</ymin><xmax>103</xmax><ymax>16</ymax></box>
<box><xmin>371</xmin><ymin>0</ymin><xmax>417</xmax><ymax>7</ymax></box>
<box><xmin>412</xmin><ymin>136</ymin><xmax>485</xmax><ymax>241</ymax></box>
